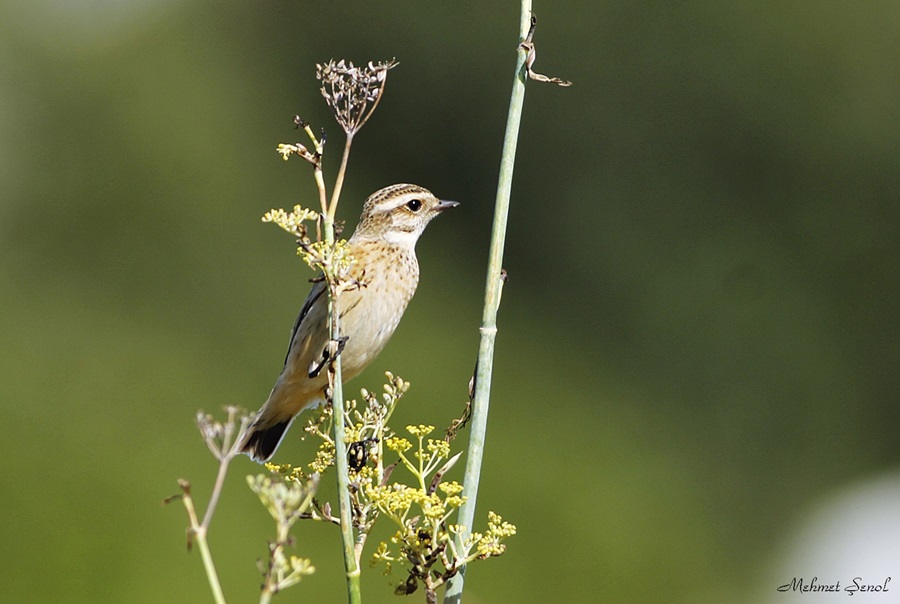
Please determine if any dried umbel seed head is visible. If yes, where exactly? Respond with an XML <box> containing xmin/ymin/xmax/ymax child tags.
<box><xmin>316</xmin><ymin>59</ymin><xmax>398</xmax><ymax>135</ymax></box>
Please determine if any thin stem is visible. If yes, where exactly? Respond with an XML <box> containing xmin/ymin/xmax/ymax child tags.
<box><xmin>328</xmin><ymin>135</ymin><xmax>354</xmax><ymax>222</ymax></box>
<box><xmin>182</xmin><ymin>490</ymin><xmax>227</xmax><ymax>604</ymax></box>
<box><xmin>315</xmin><ymin>166</ymin><xmax>329</xmax><ymax>217</ymax></box>
<box><xmin>417</xmin><ymin>437</ymin><xmax>426</xmax><ymax>487</ymax></box>
<box><xmin>323</xmin><ymin>215</ymin><xmax>363</xmax><ymax>603</ymax></box>
<box><xmin>261</xmin><ymin>519</ymin><xmax>288</xmax><ymax>603</ymax></box>
<box><xmin>302</xmin><ymin>124</ymin><xmax>330</xmax><ymax>217</ymax></box>
<box><xmin>194</xmin><ymin>527</ymin><xmax>227</xmax><ymax>604</ymax></box>
<box><xmin>200</xmin><ymin>408</ymin><xmax>247</xmax><ymax>530</ymax></box>
<box><xmin>201</xmin><ymin>455</ymin><xmax>231</xmax><ymax>531</ymax></box>
<box><xmin>442</xmin><ymin>2</ymin><xmax>531</xmax><ymax>602</ymax></box>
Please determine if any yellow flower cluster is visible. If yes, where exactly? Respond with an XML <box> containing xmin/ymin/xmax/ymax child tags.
<box><xmin>385</xmin><ymin>436</ymin><xmax>411</xmax><ymax>453</ymax></box>
<box><xmin>370</xmin><ymin>541</ymin><xmax>395</xmax><ymax>575</ymax></box>
<box><xmin>406</xmin><ymin>424</ymin><xmax>434</xmax><ymax>437</ymax></box>
<box><xmin>302</xmin><ymin>239</ymin><xmax>356</xmax><ymax>278</ymax></box>
<box><xmin>473</xmin><ymin>511</ymin><xmax>517</xmax><ymax>558</ymax></box>
<box><xmin>264</xmin><ymin>462</ymin><xmax>308</xmax><ymax>483</ymax></box>
<box><xmin>438</xmin><ymin>481</ymin><xmax>466</xmax><ymax>509</ymax></box>
<box><xmin>245</xmin><ymin>372</ymin><xmax>515</xmax><ymax>598</ymax></box>
<box><xmin>366</xmin><ymin>484</ymin><xmax>429</xmax><ymax>516</ymax></box>
<box><xmin>275</xmin><ymin>142</ymin><xmax>306</xmax><ymax>161</ymax></box>
<box><xmin>262</xmin><ymin>204</ymin><xmax>319</xmax><ymax>237</ymax></box>
<box><xmin>247</xmin><ymin>473</ymin><xmax>317</xmax><ymax>525</ymax></box>
<box><xmin>309</xmin><ymin>441</ymin><xmax>335</xmax><ymax>474</ymax></box>
<box><xmin>424</xmin><ymin>438</ymin><xmax>450</xmax><ymax>459</ymax></box>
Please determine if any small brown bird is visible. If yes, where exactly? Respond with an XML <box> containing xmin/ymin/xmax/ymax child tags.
<box><xmin>240</xmin><ymin>184</ymin><xmax>458</xmax><ymax>462</ymax></box>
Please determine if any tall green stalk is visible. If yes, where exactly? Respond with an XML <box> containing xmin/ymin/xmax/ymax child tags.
<box><xmin>323</xmin><ymin>215</ymin><xmax>362</xmax><ymax>604</ymax></box>
<box><xmin>443</xmin><ymin>2</ymin><xmax>532</xmax><ymax>601</ymax></box>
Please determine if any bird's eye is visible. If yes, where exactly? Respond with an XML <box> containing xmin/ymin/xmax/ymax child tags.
<box><xmin>406</xmin><ymin>199</ymin><xmax>422</xmax><ymax>212</ymax></box>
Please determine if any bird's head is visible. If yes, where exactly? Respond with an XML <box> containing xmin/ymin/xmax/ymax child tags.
<box><xmin>351</xmin><ymin>184</ymin><xmax>458</xmax><ymax>245</ymax></box>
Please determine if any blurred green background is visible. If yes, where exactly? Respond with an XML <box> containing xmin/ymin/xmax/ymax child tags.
<box><xmin>2</xmin><ymin>1</ymin><xmax>898</xmax><ymax>603</ymax></box>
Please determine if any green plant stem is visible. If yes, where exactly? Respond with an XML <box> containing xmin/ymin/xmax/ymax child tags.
<box><xmin>328</xmin><ymin>136</ymin><xmax>354</xmax><ymax>222</ymax></box>
<box><xmin>260</xmin><ymin>517</ymin><xmax>288</xmax><ymax>604</ymax></box>
<box><xmin>182</xmin><ymin>491</ymin><xmax>227</xmax><ymax>604</ymax></box>
<box><xmin>200</xmin><ymin>454</ymin><xmax>231</xmax><ymax>530</ymax></box>
<box><xmin>323</xmin><ymin>215</ymin><xmax>363</xmax><ymax>604</ymax></box>
<box><xmin>194</xmin><ymin>528</ymin><xmax>227</xmax><ymax>604</ymax></box>
<box><xmin>442</xmin><ymin>2</ymin><xmax>531</xmax><ymax>602</ymax></box>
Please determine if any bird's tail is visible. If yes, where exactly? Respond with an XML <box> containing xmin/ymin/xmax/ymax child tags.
<box><xmin>239</xmin><ymin>416</ymin><xmax>295</xmax><ymax>463</ymax></box>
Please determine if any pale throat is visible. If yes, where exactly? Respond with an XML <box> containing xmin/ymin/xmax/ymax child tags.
<box><xmin>381</xmin><ymin>228</ymin><xmax>421</xmax><ymax>247</ymax></box>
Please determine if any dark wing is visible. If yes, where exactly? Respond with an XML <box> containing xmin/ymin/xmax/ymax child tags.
<box><xmin>282</xmin><ymin>279</ymin><xmax>327</xmax><ymax>368</ymax></box>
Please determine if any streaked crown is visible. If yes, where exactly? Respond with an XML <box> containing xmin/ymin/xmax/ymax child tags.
<box><xmin>350</xmin><ymin>184</ymin><xmax>458</xmax><ymax>245</ymax></box>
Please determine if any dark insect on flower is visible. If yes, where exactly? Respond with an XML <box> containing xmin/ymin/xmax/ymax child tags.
<box><xmin>394</xmin><ymin>573</ymin><xmax>418</xmax><ymax>596</ymax></box>
<box><xmin>417</xmin><ymin>528</ymin><xmax>433</xmax><ymax>547</ymax></box>
<box><xmin>347</xmin><ymin>437</ymin><xmax>379</xmax><ymax>472</ymax></box>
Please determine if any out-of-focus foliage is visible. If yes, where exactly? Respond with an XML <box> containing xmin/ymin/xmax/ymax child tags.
<box><xmin>0</xmin><ymin>2</ymin><xmax>897</xmax><ymax>603</ymax></box>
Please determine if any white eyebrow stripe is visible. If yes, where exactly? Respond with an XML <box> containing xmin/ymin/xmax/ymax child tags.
<box><xmin>373</xmin><ymin>192</ymin><xmax>423</xmax><ymax>213</ymax></box>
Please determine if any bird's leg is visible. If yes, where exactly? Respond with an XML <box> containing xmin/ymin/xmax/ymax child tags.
<box><xmin>329</xmin><ymin>335</ymin><xmax>349</xmax><ymax>360</ymax></box>
<box><xmin>308</xmin><ymin>336</ymin><xmax>350</xmax><ymax>379</ymax></box>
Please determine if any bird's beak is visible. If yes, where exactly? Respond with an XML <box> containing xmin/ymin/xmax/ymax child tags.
<box><xmin>437</xmin><ymin>200</ymin><xmax>460</xmax><ymax>211</ymax></box>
